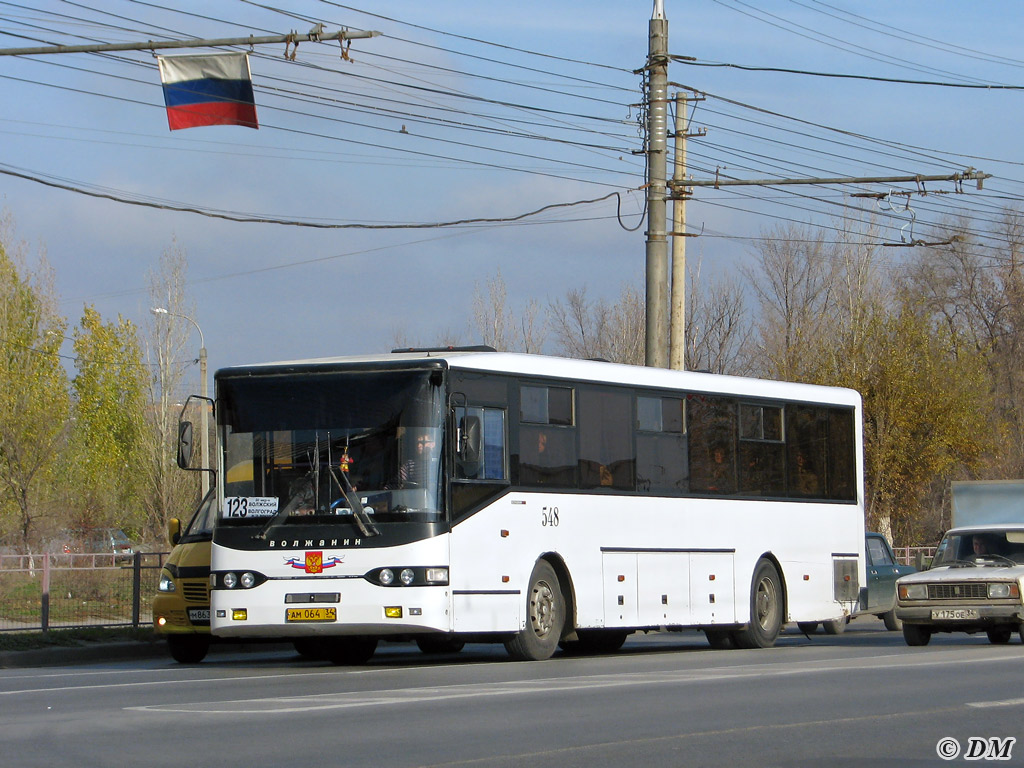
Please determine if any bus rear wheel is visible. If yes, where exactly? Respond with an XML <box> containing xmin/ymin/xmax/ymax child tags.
<box><xmin>505</xmin><ymin>560</ymin><xmax>565</xmax><ymax>661</ymax></box>
<box><xmin>732</xmin><ymin>559</ymin><xmax>784</xmax><ymax>649</ymax></box>
<box><xmin>326</xmin><ymin>636</ymin><xmax>378</xmax><ymax>665</ymax></box>
<box><xmin>167</xmin><ymin>634</ymin><xmax>210</xmax><ymax>664</ymax></box>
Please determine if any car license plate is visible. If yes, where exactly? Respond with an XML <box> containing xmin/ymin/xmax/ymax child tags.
<box><xmin>286</xmin><ymin>607</ymin><xmax>337</xmax><ymax>622</ymax></box>
<box><xmin>931</xmin><ymin>608</ymin><xmax>979</xmax><ymax>620</ymax></box>
<box><xmin>187</xmin><ymin>607</ymin><xmax>210</xmax><ymax>624</ymax></box>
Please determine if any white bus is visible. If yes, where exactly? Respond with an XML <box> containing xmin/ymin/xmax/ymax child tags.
<box><xmin>190</xmin><ymin>349</ymin><xmax>865</xmax><ymax>663</ymax></box>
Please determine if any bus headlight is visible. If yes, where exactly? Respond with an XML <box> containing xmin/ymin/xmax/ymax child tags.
<box><xmin>425</xmin><ymin>567</ymin><xmax>449</xmax><ymax>584</ymax></box>
<box><xmin>899</xmin><ymin>584</ymin><xmax>927</xmax><ymax>600</ymax></box>
<box><xmin>400</xmin><ymin>568</ymin><xmax>415</xmax><ymax>586</ymax></box>
<box><xmin>240</xmin><ymin>572</ymin><xmax>256</xmax><ymax>589</ymax></box>
<box><xmin>223</xmin><ymin>572</ymin><xmax>238</xmax><ymax>589</ymax></box>
<box><xmin>379</xmin><ymin>568</ymin><xmax>395</xmax><ymax>586</ymax></box>
<box><xmin>157</xmin><ymin>571</ymin><xmax>176</xmax><ymax>593</ymax></box>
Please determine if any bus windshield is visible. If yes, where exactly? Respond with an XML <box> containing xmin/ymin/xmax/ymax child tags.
<box><xmin>218</xmin><ymin>369</ymin><xmax>445</xmax><ymax>527</ymax></box>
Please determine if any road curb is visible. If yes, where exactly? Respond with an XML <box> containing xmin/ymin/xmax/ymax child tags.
<box><xmin>0</xmin><ymin>640</ymin><xmax>167</xmax><ymax>668</ymax></box>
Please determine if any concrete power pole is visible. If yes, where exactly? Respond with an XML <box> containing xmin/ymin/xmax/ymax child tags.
<box><xmin>645</xmin><ymin>0</ymin><xmax>670</xmax><ymax>368</ymax></box>
<box><xmin>669</xmin><ymin>91</ymin><xmax>688</xmax><ymax>371</ymax></box>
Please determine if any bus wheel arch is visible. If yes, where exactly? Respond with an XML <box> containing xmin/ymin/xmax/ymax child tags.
<box><xmin>504</xmin><ymin>556</ymin><xmax>569</xmax><ymax>661</ymax></box>
<box><xmin>732</xmin><ymin>555</ymin><xmax>787</xmax><ymax>649</ymax></box>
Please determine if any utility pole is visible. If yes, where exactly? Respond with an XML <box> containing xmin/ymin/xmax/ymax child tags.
<box><xmin>644</xmin><ymin>0</ymin><xmax>670</xmax><ymax>368</ymax></box>
<box><xmin>669</xmin><ymin>92</ymin><xmax>689</xmax><ymax>371</ymax></box>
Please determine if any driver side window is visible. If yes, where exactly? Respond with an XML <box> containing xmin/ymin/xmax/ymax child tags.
<box><xmin>455</xmin><ymin>406</ymin><xmax>507</xmax><ymax>481</ymax></box>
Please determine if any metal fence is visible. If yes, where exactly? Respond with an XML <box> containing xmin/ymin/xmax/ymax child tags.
<box><xmin>894</xmin><ymin>546</ymin><xmax>936</xmax><ymax>569</ymax></box>
<box><xmin>0</xmin><ymin>552</ymin><xmax>168</xmax><ymax>632</ymax></box>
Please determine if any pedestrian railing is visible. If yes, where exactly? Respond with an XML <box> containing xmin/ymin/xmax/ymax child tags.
<box><xmin>0</xmin><ymin>552</ymin><xmax>168</xmax><ymax>632</ymax></box>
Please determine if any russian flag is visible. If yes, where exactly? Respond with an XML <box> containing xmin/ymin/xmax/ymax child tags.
<box><xmin>158</xmin><ymin>53</ymin><xmax>258</xmax><ymax>131</ymax></box>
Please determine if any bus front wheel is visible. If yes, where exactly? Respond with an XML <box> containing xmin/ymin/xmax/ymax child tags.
<box><xmin>326</xmin><ymin>636</ymin><xmax>378</xmax><ymax>665</ymax></box>
<box><xmin>505</xmin><ymin>560</ymin><xmax>565</xmax><ymax>661</ymax></box>
<box><xmin>732</xmin><ymin>559</ymin><xmax>784</xmax><ymax>649</ymax></box>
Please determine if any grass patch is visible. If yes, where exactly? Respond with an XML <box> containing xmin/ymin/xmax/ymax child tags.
<box><xmin>0</xmin><ymin>626</ymin><xmax>157</xmax><ymax>652</ymax></box>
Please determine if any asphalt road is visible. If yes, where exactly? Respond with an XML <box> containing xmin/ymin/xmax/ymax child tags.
<box><xmin>2</xmin><ymin>619</ymin><xmax>1023</xmax><ymax>768</ymax></box>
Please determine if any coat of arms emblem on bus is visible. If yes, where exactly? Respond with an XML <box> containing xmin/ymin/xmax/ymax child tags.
<box><xmin>284</xmin><ymin>552</ymin><xmax>343</xmax><ymax>573</ymax></box>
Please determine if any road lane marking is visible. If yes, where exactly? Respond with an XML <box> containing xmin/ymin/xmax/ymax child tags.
<box><xmin>126</xmin><ymin>652</ymin><xmax>1024</xmax><ymax>715</ymax></box>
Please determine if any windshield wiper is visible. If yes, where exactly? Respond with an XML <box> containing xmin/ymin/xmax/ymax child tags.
<box><xmin>327</xmin><ymin>462</ymin><xmax>379</xmax><ymax>537</ymax></box>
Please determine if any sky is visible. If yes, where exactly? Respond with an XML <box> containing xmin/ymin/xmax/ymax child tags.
<box><xmin>1</xmin><ymin>1</ymin><xmax>1023</xmax><ymax>386</ymax></box>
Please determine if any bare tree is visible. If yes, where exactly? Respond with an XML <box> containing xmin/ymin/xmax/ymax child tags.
<box><xmin>744</xmin><ymin>224</ymin><xmax>838</xmax><ymax>380</ymax></box>
<box><xmin>470</xmin><ymin>269</ymin><xmax>545</xmax><ymax>352</ymax></box>
<box><xmin>684</xmin><ymin>259</ymin><xmax>751</xmax><ymax>375</ymax></box>
<box><xmin>142</xmin><ymin>242</ymin><xmax>200</xmax><ymax>539</ymax></box>
<box><xmin>547</xmin><ymin>282</ymin><xmax>643</xmax><ymax>365</ymax></box>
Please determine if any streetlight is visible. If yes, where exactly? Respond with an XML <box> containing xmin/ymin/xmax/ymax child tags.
<box><xmin>151</xmin><ymin>307</ymin><xmax>209</xmax><ymax>499</ymax></box>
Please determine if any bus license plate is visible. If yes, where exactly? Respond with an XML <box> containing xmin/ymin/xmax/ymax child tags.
<box><xmin>931</xmin><ymin>608</ymin><xmax>979</xmax><ymax>620</ymax></box>
<box><xmin>286</xmin><ymin>607</ymin><xmax>337</xmax><ymax>622</ymax></box>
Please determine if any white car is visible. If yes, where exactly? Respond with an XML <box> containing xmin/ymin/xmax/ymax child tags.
<box><xmin>895</xmin><ymin>525</ymin><xmax>1024</xmax><ymax>646</ymax></box>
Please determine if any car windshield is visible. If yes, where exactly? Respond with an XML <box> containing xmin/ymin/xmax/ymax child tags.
<box><xmin>932</xmin><ymin>529</ymin><xmax>1024</xmax><ymax>565</ymax></box>
<box><xmin>218</xmin><ymin>368</ymin><xmax>445</xmax><ymax>528</ymax></box>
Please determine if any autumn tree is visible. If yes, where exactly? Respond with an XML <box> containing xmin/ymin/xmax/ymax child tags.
<box><xmin>68</xmin><ymin>305</ymin><xmax>147</xmax><ymax>533</ymax></box>
<box><xmin>747</xmin><ymin>219</ymin><xmax>993</xmax><ymax>544</ymax></box>
<box><xmin>905</xmin><ymin>210</ymin><xmax>1024</xmax><ymax>477</ymax></box>
<box><xmin>0</xmin><ymin>231</ymin><xmax>70</xmax><ymax>552</ymax></box>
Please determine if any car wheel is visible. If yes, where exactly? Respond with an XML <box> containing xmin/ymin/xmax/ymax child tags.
<box><xmin>987</xmin><ymin>627</ymin><xmax>1012</xmax><ymax>645</ymax></box>
<box><xmin>823</xmin><ymin>617</ymin><xmax>848</xmax><ymax>635</ymax></box>
<box><xmin>902</xmin><ymin>623</ymin><xmax>931</xmax><ymax>646</ymax></box>
<box><xmin>732</xmin><ymin>559</ymin><xmax>784</xmax><ymax>649</ymax></box>
<box><xmin>881</xmin><ymin>609</ymin><xmax>902</xmax><ymax>632</ymax></box>
<box><xmin>704</xmin><ymin>629</ymin><xmax>735</xmax><ymax>649</ymax></box>
<box><xmin>167</xmin><ymin>634</ymin><xmax>210</xmax><ymax>664</ymax></box>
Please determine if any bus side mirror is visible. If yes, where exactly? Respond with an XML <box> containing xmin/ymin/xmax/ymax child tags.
<box><xmin>168</xmin><ymin>517</ymin><xmax>182</xmax><ymax>546</ymax></box>
<box><xmin>458</xmin><ymin>415</ymin><xmax>482</xmax><ymax>477</ymax></box>
<box><xmin>177</xmin><ymin>421</ymin><xmax>194</xmax><ymax>469</ymax></box>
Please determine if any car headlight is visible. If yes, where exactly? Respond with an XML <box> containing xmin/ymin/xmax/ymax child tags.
<box><xmin>899</xmin><ymin>583</ymin><xmax>928</xmax><ymax>600</ymax></box>
<box><xmin>157</xmin><ymin>571</ymin><xmax>176</xmax><ymax>593</ymax></box>
<box><xmin>988</xmin><ymin>582</ymin><xmax>1020</xmax><ymax>599</ymax></box>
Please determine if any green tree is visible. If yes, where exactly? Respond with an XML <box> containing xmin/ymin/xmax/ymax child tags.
<box><xmin>0</xmin><ymin>236</ymin><xmax>70</xmax><ymax>552</ymax></box>
<box><xmin>68</xmin><ymin>305</ymin><xmax>147</xmax><ymax>533</ymax></box>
